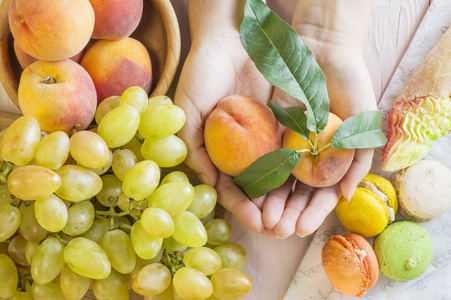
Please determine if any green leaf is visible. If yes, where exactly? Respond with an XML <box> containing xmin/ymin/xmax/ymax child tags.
<box><xmin>331</xmin><ymin>111</ymin><xmax>388</xmax><ymax>149</ymax></box>
<box><xmin>233</xmin><ymin>149</ymin><xmax>302</xmax><ymax>199</ymax></box>
<box><xmin>270</xmin><ymin>101</ymin><xmax>310</xmax><ymax>141</ymax></box>
<box><xmin>240</xmin><ymin>0</ymin><xmax>329</xmax><ymax>134</ymax></box>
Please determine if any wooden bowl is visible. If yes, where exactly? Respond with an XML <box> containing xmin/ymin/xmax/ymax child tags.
<box><xmin>0</xmin><ymin>0</ymin><xmax>181</xmax><ymax>108</ymax></box>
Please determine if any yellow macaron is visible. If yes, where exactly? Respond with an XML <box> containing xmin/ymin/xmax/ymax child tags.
<box><xmin>335</xmin><ymin>173</ymin><xmax>398</xmax><ymax>237</ymax></box>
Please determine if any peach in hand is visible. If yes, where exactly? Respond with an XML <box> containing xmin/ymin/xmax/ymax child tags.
<box><xmin>204</xmin><ymin>95</ymin><xmax>282</xmax><ymax>177</ymax></box>
<box><xmin>283</xmin><ymin>112</ymin><xmax>355</xmax><ymax>187</ymax></box>
<box><xmin>18</xmin><ymin>60</ymin><xmax>97</xmax><ymax>135</ymax></box>
<box><xmin>8</xmin><ymin>0</ymin><xmax>94</xmax><ymax>61</ymax></box>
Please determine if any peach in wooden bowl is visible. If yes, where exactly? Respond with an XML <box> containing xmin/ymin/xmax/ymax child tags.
<box><xmin>0</xmin><ymin>0</ymin><xmax>181</xmax><ymax>108</ymax></box>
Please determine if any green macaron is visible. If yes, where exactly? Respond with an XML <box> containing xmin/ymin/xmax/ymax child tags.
<box><xmin>373</xmin><ymin>221</ymin><xmax>432</xmax><ymax>281</ymax></box>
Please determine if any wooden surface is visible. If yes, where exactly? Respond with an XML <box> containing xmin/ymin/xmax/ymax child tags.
<box><xmin>0</xmin><ymin>0</ymin><xmax>433</xmax><ymax>299</ymax></box>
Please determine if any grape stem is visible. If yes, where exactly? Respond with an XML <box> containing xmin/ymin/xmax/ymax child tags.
<box><xmin>17</xmin><ymin>270</ymin><xmax>33</xmax><ymax>291</ymax></box>
<box><xmin>0</xmin><ymin>161</ymin><xmax>14</xmax><ymax>182</ymax></box>
<box><xmin>162</xmin><ymin>251</ymin><xmax>184</xmax><ymax>277</ymax></box>
<box><xmin>134</xmin><ymin>133</ymin><xmax>144</xmax><ymax>144</ymax></box>
<box><xmin>55</xmin><ymin>232</ymin><xmax>69</xmax><ymax>246</ymax></box>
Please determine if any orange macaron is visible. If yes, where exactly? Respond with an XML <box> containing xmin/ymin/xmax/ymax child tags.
<box><xmin>321</xmin><ymin>233</ymin><xmax>379</xmax><ymax>297</ymax></box>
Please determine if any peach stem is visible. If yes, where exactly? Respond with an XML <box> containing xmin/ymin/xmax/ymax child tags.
<box><xmin>43</xmin><ymin>76</ymin><xmax>56</xmax><ymax>84</ymax></box>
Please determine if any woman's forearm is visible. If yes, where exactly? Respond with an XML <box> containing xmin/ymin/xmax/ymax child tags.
<box><xmin>292</xmin><ymin>0</ymin><xmax>373</xmax><ymax>53</ymax></box>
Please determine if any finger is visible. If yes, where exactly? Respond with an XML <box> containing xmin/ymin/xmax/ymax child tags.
<box><xmin>273</xmin><ymin>181</ymin><xmax>314</xmax><ymax>239</ymax></box>
<box><xmin>251</xmin><ymin>195</ymin><xmax>266</xmax><ymax>211</ymax></box>
<box><xmin>261</xmin><ymin>176</ymin><xmax>295</xmax><ymax>229</ymax></box>
<box><xmin>216</xmin><ymin>172</ymin><xmax>265</xmax><ymax>232</ymax></box>
<box><xmin>174</xmin><ymin>91</ymin><xmax>218</xmax><ymax>187</ymax></box>
<box><xmin>261</xmin><ymin>228</ymin><xmax>278</xmax><ymax>239</ymax></box>
<box><xmin>340</xmin><ymin>148</ymin><xmax>374</xmax><ymax>200</ymax></box>
<box><xmin>271</xmin><ymin>87</ymin><xmax>306</xmax><ymax>109</ymax></box>
<box><xmin>295</xmin><ymin>184</ymin><xmax>341</xmax><ymax>237</ymax></box>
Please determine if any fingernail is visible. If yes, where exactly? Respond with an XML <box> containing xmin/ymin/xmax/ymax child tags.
<box><xmin>296</xmin><ymin>232</ymin><xmax>305</xmax><ymax>238</ymax></box>
<box><xmin>276</xmin><ymin>235</ymin><xmax>287</xmax><ymax>240</ymax></box>
<box><xmin>265</xmin><ymin>225</ymin><xmax>274</xmax><ymax>230</ymax></box>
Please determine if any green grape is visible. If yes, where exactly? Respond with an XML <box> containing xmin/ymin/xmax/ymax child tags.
<box><xmin>131</xmin><ymin>220</ymin><xmax>163</xmax><ymax>260</ymax></box>
<box><xmin>146</xmin><ymin>95</ymin><xmax>173</xmax><ymax>109</ymax></box>
<box><xmin>55</xmin><ymin>165</ymin><xmax>103</xmax><ymax>201</ymax></box>
<box><xmin>64</xmin><ymin>237</ymin><xmax>111</xmax><ymax>279</ymax></box>
<box><xmin>205</xmin><ymin>219</ymin><xmax>233</xmax><ymax>246</ymax></box>
<box><xmin>82</xmin><ymin>218</ymin><xmax>111</xmax><ymax>245</ymax></box>
<box><xmin>31</xmin><ymin>237</ymin><xmax>65</xmax><ymax>284</ymax></box>
<box><xmin>0</xmin><ymin>184</ymin><xmax>12</xmax><ymax>205</ymax></box>
<box><xmin>92</xmin><ymin>269</ymin><xmax>129</xmax><ymax>300</ymax></box>
<box><xmin>88</xmin><ymin>149</ymin><xmax>113</xmax><ymax>175</ymax></box>
<box><xmin>35</xmin><ymin>131</ymin><xmax>70</xmax><ymax>170</ymax></box>
<box><xmin>98</xmin><ymin>105</ymin><xmax>140</xmax><ymax>148</ymax></box>
<box><xmin>183</xmin><ymin>247</ymin><xmax>222</xmax><ymax>276</ymax></box>
<box><xmin>102</xmin><ymin>229</ymin><xmax>136</xmax><ymax>274</ymax></box>
<box><xmin>214</xmin><ymin>242</ymin><xmax>247</xmax><ymax>271</ymax></box>
<box><xmin>25</xmin><ymin>240</ymin><xmax>39</xmax><ymax>265</ymax></box>
<box><xmin>69</xmin><ymin>131</ymin><xmax>109</xmax><ymax>168</ymax></box>
<box><xmin>19</xmin><ymin>202</ymin><xmax>48</xmax><ymax>242</ymax></box>
<box><xmin>138</xmin><ymin>104</ymin><xmax>185</xmax><ymax>140</ymax></box>
<box><xmin>143</xmin><ymin>282</ymin><xmax>173</xmax><ymax>300</ymax></box>
<box><xmin>95</xmin><ymin>95</ymin><xmax>120</xmax><ymax>124</ymax></box>
<box><xmin>8</xmin><ymin>165</ymin><xmax>61</xmax><ymax>200</ymax></box>
<box><xmin>112</xmin><ymin>148</ymin><xmax>138</xmax><ymax>181</ymax></box>
<box><xmin>124</xmin><ymin>136</ymin><xmax>144</xmax><ymax>161</ymax></box>
<box><xmin>63</xmin><ymin>200</ymin><xmax>95</xmax><ymax>236</ymax></box>
<box><xmin>8</xmin><ymin>234</ymin><xmax>29</xmax><ymax>266</ymax></box>
<box><xmin>122</xmin><ymin>160</ymin><xmax>160</xmax><ymax>200</ymax></box>
<box><xmin>141</xmin><ymin>135</ymin><xmax>187</xmax><ymax>168</ymax></box>
<box><xmin>187</xmin><ymin>184</ymin><xmax>217</xmax><ymax>219</ymax></box>
<box><xmin>96</xmin><ymin>174</ymin><xmax>122</xmax><ymax>207</ymax></box>
<box><xmin>0</xmin><ymin>254</ymin><xmax>18</xmax><ymax>299</ymax></box>
<box><xmin>148</xmin><ymin>181</ymin><xmax>194</xmax><ymax>216</ymax></box>
<box><xmin>172</xmin><ymin>211</ymin><xmax>207</xmax><ymax>248</ymax></box>
<box><xmin>128</xmin><ymin>247</ymin><xmax>164</xmax><ymax>285</ymax></box>
<box><xmin>11</xmin><ymin>290</ymin><xmax>34</xmax><ymax>300</ymax></box>
<box><xmin>117</xmin><ymin>192</ymin><xmax>132</xmax><ymax>212</ymax></box>
<box><xmin>60</xmin><ymin>265</ymin><xmax>91</xmax><ymax>300</ymax></box>
<box><xmin>119</xmin><ymin>86</ymin><xmax>148</xmax><ymax>112</ymax></box>
<box><xmin>0</xmin><ymin>202</ymin><xmax>21</xmax><ymax>242</ymax></box>
<box><xmin>173</xmin><ymin>267</ymin><xmax>213</xmax><ymax>300</ymax></box>
<box><xmin>141</xmin><ymin>207</ymin><xmax>174</xmax><ymax>238</ymax></box>
<box><xmin>132</xmin><ymin>263</ymin><xmax>171</xmax><ymax>296</ymax></box>
<box><xmin>160</xmin><ymin>171</ymin><xmax>189</xmax><ymax>185</ymax></box>
<box><xmin>0</xmin><ymin>115</ymin><xmax>40</xmax><ymax>166</ymax></box>
<box><xmin>211</xmin><ymin>268</ymin><xmax>252</xmax><ymax>299</ymax></box>
<box><xmin>163</xmin><ymin>236</ymin><xmax>187</xmax><ymax>254</ymax></box>
<box><xmin>200</xmin><ymin>209</ymin><xmax>215</xmax><ymax>225</ymax></box>
<box><xmin>32</xmin><ymin>281</ymin><xmax>65</xmax><ymax>300</ymax></box>
<box><xmin>35</xmin><ymin>194</ymin><xmax>68</xmax><ymax>233</ymax></box>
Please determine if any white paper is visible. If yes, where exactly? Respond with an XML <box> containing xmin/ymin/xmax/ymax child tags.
<box><xmin>284</xmin><ymin>0</ymin><xmax>451</xmax><ymax>299</ymax></box>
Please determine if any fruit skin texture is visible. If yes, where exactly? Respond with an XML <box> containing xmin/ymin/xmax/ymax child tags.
<box><xmin>283</xmin><ymin>112</ymin><xmax>355</xmax><ymax>187</ymax></box>
<box><xmin>204</xmin><ymin>95</ymin><xmax>281</xmax><ymax>177</ymax></box>
<box><xmin>89</xmin><ymin>0</ymin><xmax>143</xmax><ymax>40</ymax></box>
<box><xmin>8</xmin><ymin>0</ymin><xmax>94</xmax><ymax>61</ymax></box>
<box><xmin>373</xmin><ymin>221</ymin><xmax>432</xmax><ymax>281</ymax></box>
<box><xmin>18</xmin><ymin>59</ymin><xmax>97</xmax><ymax>135</ymax></box>
<box><xmin>13</xmin><ymin>40</ymin><xmax>85</xmax><ymax>70</ymax></box>
<box><xmin>81</xmin><ymin>38</ymin><xmax>152</xmax><ymax>104</ymax></box>
<box><xmin>335</xmin><ymin>173</ymin><xmax>398</xmax><ymax>237</ymax></box>
<box><xmin>321</xmin><ymin>233</ymin><xmax>379</xmax><ymax>297</ymax></box>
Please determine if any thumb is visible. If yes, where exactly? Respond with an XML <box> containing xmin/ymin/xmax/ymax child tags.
<box><xmin>174</xmin><ymin>93</ymin><xmax>218</xmax><ymax>187</ymax></box>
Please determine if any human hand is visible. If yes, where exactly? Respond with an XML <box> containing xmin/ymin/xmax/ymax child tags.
<box><xmin>259</xmin><ymin>0</ymin><xmax>377</xmax><ymax>238</ymax></box>
<box><xmin>174</xmin><ymin>0</ymin><xmax>275</xmax><ymax>233</ymax></box>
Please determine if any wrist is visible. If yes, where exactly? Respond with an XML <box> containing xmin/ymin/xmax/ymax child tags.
<box><xmin>292</xmin><ymin>0</ymin><xmax>373</xmax><ymax>55</ymax></box>
<box><xmin>188</xmin><ymin>0</ymin><xmax>249</xmax><ymax>42</ymax></box>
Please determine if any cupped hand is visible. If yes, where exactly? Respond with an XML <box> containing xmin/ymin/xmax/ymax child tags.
<box><xmin>174</xmin><ymin>29</ymin><xmax>275</xmax><ymax>233</ymax></box>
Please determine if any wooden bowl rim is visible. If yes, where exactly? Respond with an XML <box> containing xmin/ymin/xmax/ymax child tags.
<box><xmin>0</xmin><ymin>0</ymin><xmax>181</xmax><ymax>108</ymax></box>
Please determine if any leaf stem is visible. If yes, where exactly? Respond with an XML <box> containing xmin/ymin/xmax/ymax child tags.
<box><xmin>317</xmin><ymin>142</ymin><xmax>331</xmax><ymax>153</ymax></box>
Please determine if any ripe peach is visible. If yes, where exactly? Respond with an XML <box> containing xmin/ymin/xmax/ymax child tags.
<box><xmin>89</xmin><ymin>0</ymin><xmax>143</xmax><ymax>39</ymax></box>
<box><xmin>80</xmin><ymin>38</ymin><xmax>152</xmax><ymax>104</ymax></box>
<box><xmin>18</xmin><ymin>59</ymin><xmax>97</xmax><ymax>135</ymax></box>
<box><xmin>13</xmin><ymin>40</ymin><xmax>85</xmax><ymax>70</ymax></box>
<box><xmin>204</xmin><ymin>95</ymin><xmax>282</xmax><ymax>177</ymax></box>
<box><xmin>8</xmin><ymin>0</ymin><xmax>94</xmax><ymax>61</ymax></box>
<box><xmin>283</xmin><ymin>112</ymin><xmax>355</xmax><ymax>187</ymax></box>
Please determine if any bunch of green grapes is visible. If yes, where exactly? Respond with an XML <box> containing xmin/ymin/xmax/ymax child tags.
<box><xmin>0</xmin><ymin>86</ymin><xmax>252</xmax><ymax>300</ymax></box>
